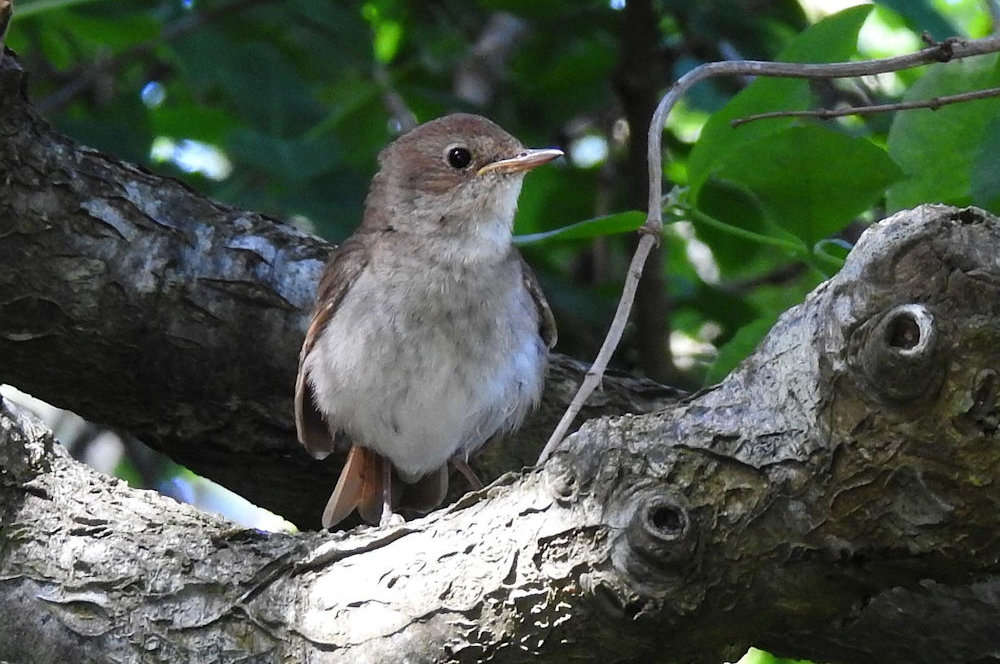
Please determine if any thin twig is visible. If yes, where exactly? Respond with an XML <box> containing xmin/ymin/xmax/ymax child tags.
<box><xmin>538</xmin><ymin>231</ymin><xmax>657</xmax><ymax>461</ymax></box>
<box><xmin>538</xmin><ymin>33</ymin><xmax>1000</xmax><ymax>464</ymax></box>
<box><xmin>0</xmin><ymin>0</ymin><xmax>12</xmax><ymax>53</ymax></box>
<box><xmin>732</xmin><ymin>85</ymin><xmax>1000</xmax><ymax>127</ymax></box>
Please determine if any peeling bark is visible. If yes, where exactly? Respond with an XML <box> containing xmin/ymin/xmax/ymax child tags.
<box><xmin>4</xmin><ymin>51</ymin><xmax>1000</xmax><ymax>663</ymax></box>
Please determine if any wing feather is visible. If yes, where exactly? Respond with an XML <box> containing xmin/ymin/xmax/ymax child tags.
<box><xmin>517</xmin><ymin>251</ymin><xmax>557</xmax><ymax>349</ymax></box>
<box><xmin>294</xmin><ymin>239</ymin><xmax>370</xmax><ymax>458</ymax></box>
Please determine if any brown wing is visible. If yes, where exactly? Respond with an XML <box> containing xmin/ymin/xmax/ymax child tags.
<box><xmin>517</xmin><ymin>251</ymin><xmax>557</xmax><ymax>350</ymax></box>
<box><xmin>294</xmin><ymin>238</ymin><xmax>370</xmax><ymax>459</ymax></box>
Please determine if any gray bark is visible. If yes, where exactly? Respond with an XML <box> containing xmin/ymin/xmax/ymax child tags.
<box><xmin>4</xmin><ymin>51</ymin><xmax>1000</xmax><ymax>663</ymax></box>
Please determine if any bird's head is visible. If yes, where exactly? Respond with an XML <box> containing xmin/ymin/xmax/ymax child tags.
<box><xmin>362</xmin><ymin>113</ymin><xmax>562</xmax><ymax>259</ymax></box>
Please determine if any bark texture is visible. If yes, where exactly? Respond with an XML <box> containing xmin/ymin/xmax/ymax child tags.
<box><xmin>4</xmin><ymin>51</ymin><xmax>1000</xmax><ymax>663</ymax></box>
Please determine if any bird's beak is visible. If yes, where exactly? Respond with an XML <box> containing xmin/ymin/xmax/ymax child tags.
<box><xmin>477</xmin><ymin>148</ymin><xmax>563</xmax><ymax>176</ymax></box>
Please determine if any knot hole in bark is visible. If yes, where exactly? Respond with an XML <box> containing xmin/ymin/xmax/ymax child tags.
<box><xmin>860</xmin><ymin>303</ymin><xmax>943</xmax><ymax>403</ymax></box>
<box><xmin>625</xmin><ymin>494</ymin><xmax>693</xmax><ymax>569</ymax></box>
<box><xmin>645</xmin><ymin>498</ymin><xmax>687</xmax><ymax>540</ymax></box>
<box><xmin>883</xmin><ymin>304</ymin><xmax>931</xmax><ymax>352</ymax></box>
<box><xmin>601</xmin><ymin>494</ymin><xmax>695</xmax><ymax>623</ymax></box>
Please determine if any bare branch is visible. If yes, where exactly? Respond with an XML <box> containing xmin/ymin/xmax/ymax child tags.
<box><xmin>0</xmin><ymin>0</ymin><xmax>11</xmax><ymax>53</ymax></box>
<box><xmin>538</xmin><ymin>231</ymin><xmax>657</xmax><ymax>462</ymax></box>
<box><xmin>732</xmin><ymin>85</ymin><xmax>1000</xmax><ymax>127</ymax></box>
<box><xmin>647</xmin><ymin>34</ymin><xmax>1000</xmax><ymax>238</ymax></box>
<box><xmin>540</xmin><ymin>33</ymin><xmax>1000</xmax><ymax>463</ymax></box>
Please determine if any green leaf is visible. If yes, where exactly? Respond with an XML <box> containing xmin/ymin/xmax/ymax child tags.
<box><xmin>477</xmin><ymin>0</ymin><xmax>581</xmax><ymax>20</ymax></box>
<box><xmin>57</xmin><ymin>96</ymin><xmax>152</xmax><ymax>165</ymax></box>
<box><xmin>11</xmin><ymin>5</ymin><xmax>158</xmax><ymax>66</ymax></box>
<box><xmin>886</xmin><ymin>54</ymin><xmax>1000</xmax><ymax>211</ymax></box>
<box><xmin>228</xmin><ymin>129</ymin><xmax>340</xmax><ymax>182</ymax></box>
<box><xmin>174</xmin><ymin>33</ymin><xmax>320</xmax><ymax>135</ymax></box>
<box><xmin>736</xmin><ymin>647</ymin><xmax>818</xmax><ymax>664</ymax></box>
<box><xmin>514</xmin><ymin>211</ymin><xmax>645</xmax><ymax>246</ymax></box>
<box><xmin>515</xmin><ymin>31</ymin><xmax>617</xmax><ymax>127</ymax></box>
<box><xmin>709</xmin><ymin>125</ymin><xmax>903</xmax><ymax>248</ymax></box>
<box><xmin>688</xmin><ymin>5</ymin><xmax>872</xmax><ymax>198</ymax></box>
<box><xmin>690</xmin><ymin>178</ymin><xmax>770</xmax><ymax>278</ymax></box>
<box><xmin>513</xmin><ymin>167</ymin><xmax>603</xmax><ymax>237</ymax></box>
<box><xmin>309</xmin><ymin>80</ymin><xmax>382</xmax><ymax>139</ymax></box>
<box><xmin>972</xmin><ymin>115</ymin><xmax>1000</xmax><ymax>214</ymax></box>
<box><xmin>872</xmin><ymin>0</ymin><xmax>958</xmax><ymax>39</ymax></box>
<box><xmin>15</xmin><ymin>0</ymin><xmax>107</xmax><ymax>18</ymax></box>
<box><xmin>65</xmin><ymin>10</ymin><xmax>159</xmax><ymax>50</ymax></box>
<box><xmin>362</xmin><ymin>1</ymin><xmax>404</xmax><ymax>63</ymax></box>
<box><xmin>150</xmin><ymin>106</ymin><xmax>236</xmax><ymax>145</ymax></box>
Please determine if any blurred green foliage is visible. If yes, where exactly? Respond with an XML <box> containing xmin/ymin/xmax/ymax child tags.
<box><xmin>7</xmin><ymin>0</ymin><xmax>996</xmax><ymax>382</ymax></box>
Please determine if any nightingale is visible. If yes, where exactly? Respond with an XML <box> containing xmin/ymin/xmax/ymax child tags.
<box><xmin>295</xmin><ymin>113</ymin><xmax>560</xmax><ymax>528</ymax></box>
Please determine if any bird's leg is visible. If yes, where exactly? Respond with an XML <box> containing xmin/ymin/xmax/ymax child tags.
<box><xmin>450</xmin><ymin>455</ymin><xmax>484</xmax><ymax>490</ymax></box>
<box><xmin>379</xmin><ymin>457</ymin><xmax>404</xmax><ymax>527</ymax></box>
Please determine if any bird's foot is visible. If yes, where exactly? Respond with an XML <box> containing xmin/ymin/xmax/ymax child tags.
<box><xmin>379</xmin><ymin>510</ymin><xmax>405</xmax><ymax>528</ymax></box>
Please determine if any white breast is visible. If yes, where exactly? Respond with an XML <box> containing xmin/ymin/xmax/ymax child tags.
<box><xmin>305</xmin><ymin>242</ymin><xmax>547</xmax><ymax>480</ymax></box>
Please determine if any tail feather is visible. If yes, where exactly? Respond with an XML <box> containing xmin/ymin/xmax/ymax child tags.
<box><xmin>322</xmin><ymin>445</ymin><xmax>385</xmax><ymax>528</ymax></box>
<box><xmin>322</xmin><ymin>447</ymin><xmax>458</xmax><ymax>528</ymax></box>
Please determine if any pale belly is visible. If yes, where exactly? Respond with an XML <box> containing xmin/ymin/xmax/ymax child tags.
<box><xmin>305</xmin><ymin>257</ymin><xmax>547</xmax><ymax>479</ymax></box>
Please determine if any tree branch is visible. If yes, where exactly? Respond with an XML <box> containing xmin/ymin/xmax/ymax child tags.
<box><xmin>6</xmin><ymin>203</ymin><xmax>1000</xmax><ymax>663</ymax></box>
<box><xmin>731</xmin><ymin>84</ymin><xmax>1000</xmax><ymax>127</ymax></box>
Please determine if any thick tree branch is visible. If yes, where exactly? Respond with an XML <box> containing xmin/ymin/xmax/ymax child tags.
<box><xmin>4</xmin><ymin>204</ymin><xmax>1000</xmax><ymax>662</ymax></box>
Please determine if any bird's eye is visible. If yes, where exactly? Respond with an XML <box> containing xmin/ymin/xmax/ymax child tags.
<box><xmin>446</xmin><ymin>146</ymin><xmax>473</xmax><ymax>169</ymax></box>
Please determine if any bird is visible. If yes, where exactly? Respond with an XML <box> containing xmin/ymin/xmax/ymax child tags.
<box><xmin>295</xmin><ymin>113</ymin><xmax>560</xmax><ymax>528</ymax></box>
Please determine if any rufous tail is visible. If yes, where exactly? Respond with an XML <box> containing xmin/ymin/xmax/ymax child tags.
<box><xmin>322</xmin><ymin>445</ymin><xmax>385</xmax><ymax>528</ymax></box>
<box><xmin>321</xmin><ymin>447</ymin><xmax>456</xmax><ymax>528</ymax></box>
